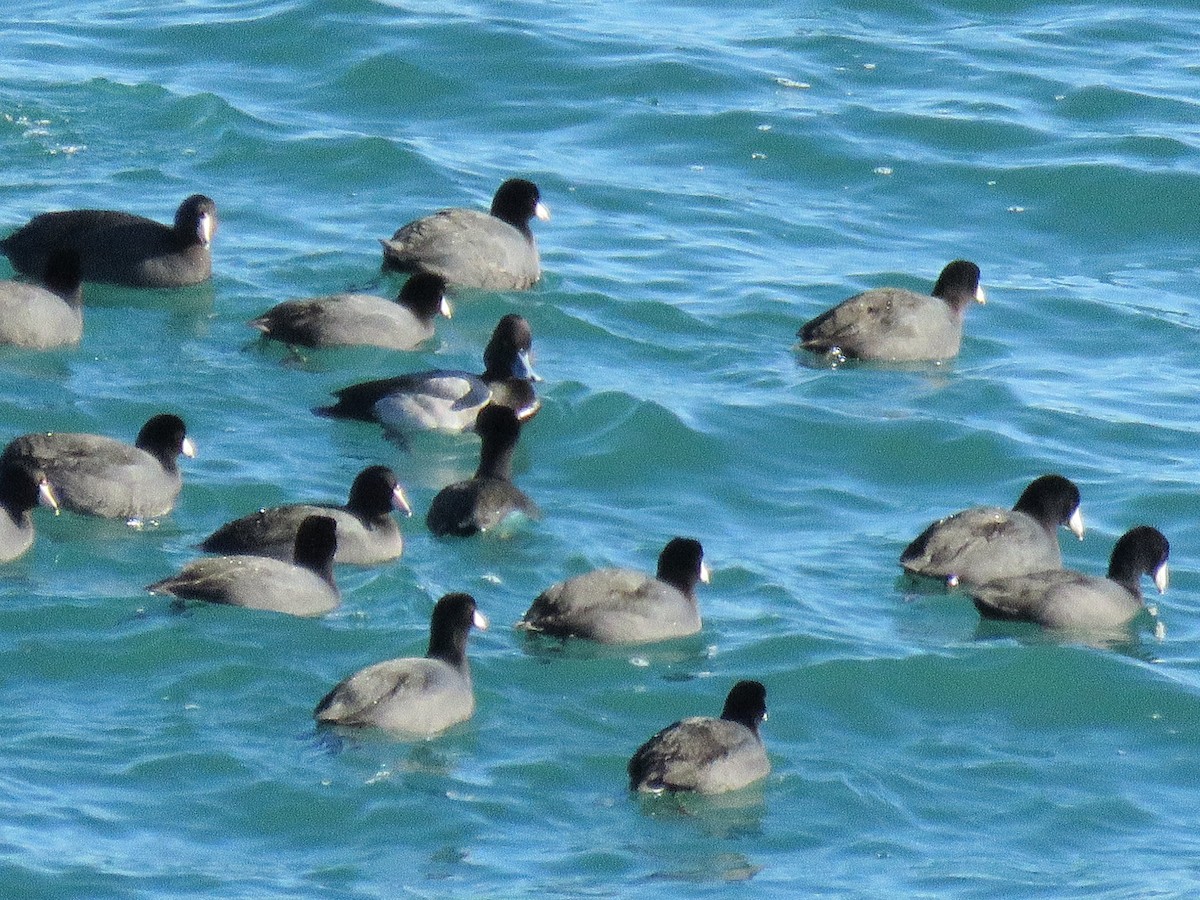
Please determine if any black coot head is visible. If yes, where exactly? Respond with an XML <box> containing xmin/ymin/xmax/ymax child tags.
<box><xmin>489</xmin><ymin>179</ymin><xmax>548</xmax><ymax>229</ymax></box>
<box><xmin>720</xmin><ymin>680</ymin><xmax>768</xmax><ymax>733</ymax></box>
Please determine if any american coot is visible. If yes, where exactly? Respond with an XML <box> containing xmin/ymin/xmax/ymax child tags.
<box><xmin>317</xmin><ymin>314</ymin><xmax>541</xmax><ymax>433</ymax></box>
<box><xmin>969</xmin><ymin>525</ymin><xmax>1169</xmax><ymax>631</ymax></box>
<box><xmin>314</xmin><ymin>592</ymin><xmax>489</xmax><ymax>736</ymax></box>
<box><xmin>200</xmin><ymin>465</ymin><xmax>411</xmax><ymax>565</ymax></box>
<box><xmin>1</xmin><ymin>413</ymin><xmax>196</xmax><ymax>520</ymax></box>
<box><xmin>1</xmin><ymin>194</ymin><xmax>217</xmax><ymax>289</ymax></box>
<box><xmin>148</xmin><ymin>515</ymin><xmax>339</xmax><ymax>617</ymax></box>
<box><xmin>900</xmin><ymin>475</ymin><xmax>1085</xmax><ymax>587</ymax></box>
<box><xmin>798</xmin><ymin>259</ymin><xmax>985</xmax><ymax>362</ymax></box>
<box><xmin>0</xmin><ymin>248</ymin><xmax>83</xmax><ymax>349</ymax></box>
<box><xmin>519</xmin><ymin>538</ymin><xmax>709</xmax><ymax>644</ymax></box>
<box><xmin>426</xmin><ymin>405</ymin><xmax>538</xmax><ymax>537</ymax></box>
<box><xmin>380</xmin><ymin>178</ymin><xmax>550</xmax><ymax>291</ymax></box>
<box><xmin>628</xmin><ymin>680</ymin><xmax>770</xmax><ymax>794</ymax></box>
<box><xmin>0</xmin><ymin>460</ymin><xmax>58</xmax><ymax>563</ymax></box>
<box><xmin>248</xmin><ymin>272</ymin><xmax>451</xmax><ymax>351</ymax></box>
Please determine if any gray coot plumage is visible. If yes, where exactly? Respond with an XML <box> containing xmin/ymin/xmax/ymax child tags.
<box><xmin>380</xmin><ymin>178</ymin><xmax>550</xmax><ymax>291</ymax></box>
<box><xmin>148</xmin><ymin>515</ymin><xmax>340</xmax><ymax>617</ymax></box>
<box><xmin>628</xmin><ymin>680</ymin><xmax>770</xmax><ymax>794</ymax></box>
<box><xmin>425</xmin><ymin>405</ymin><xmax>538</xmax><ymax>537</ymax></box>
<box><xmin>317</xmin><ymin>313</ymin><xmax>541</xmax><ymax>433</ymax></box>
<box><xmin>314</xmin><ymin>592</ymin><xmax>489</xmax><ymax>736</ymax></box>
<box><xmin>0</xmin><ymin>413</ymin><xmax>195</xmax><ymax>520</ymax></box>
<box><xmin>0</xmin><ymin>248</ymin><xmax>83</xmax><ymax>349</ymax></box>
<box><xmin>248</xmin><ymin>272</ymin><xmax>451</xmax><ymax>351</ymax></box>
<box><xmin>1</xmin><ymin>194</ymin><xmax>216</xmax><ymax>288</ymax></box>
<box><xmin>900</xmin><ymin>475</ymin><xmax>1085</xmax><ymax>587</ymax></box>
<box><xmin>798</xmin><ymin>259</ymin><xmax>985</xmax><ymax>362</ymax></box>
<box><xmin>199</xmin><ymin>465</ymin><xmax>411</xmax><ymax>565</ymax></box>
<box><xmin>519</xmin><ymin>538</ymin><xmax>709</xmax><ymax>644</ymax></box>
<box><xmin>969</xmin><ymin>525</ymin><xmax>1169</xmax><ymax>631</ymax></box>
<box><xmin>0</xmin><ymin>460</ymin><xmax>58</xmax><ymax>563</ymax></box>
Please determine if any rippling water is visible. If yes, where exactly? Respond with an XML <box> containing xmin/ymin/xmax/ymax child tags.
<box><xmin>2</xmin><ymin>1</ymin><xmax>1199</xmax><ymax>896</ymax></box>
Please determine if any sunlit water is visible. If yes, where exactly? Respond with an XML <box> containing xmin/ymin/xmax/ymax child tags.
<box><xmin>1</xmin><ymin>1</ymin><xmax>1199</xmax><ymax>896</ymax></box>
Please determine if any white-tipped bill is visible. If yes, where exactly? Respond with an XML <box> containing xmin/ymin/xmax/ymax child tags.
<box><xmin>198</xmin><ymin>211</ymin><xmax>215</xmax><ymax>248</ymax></box>
<box><xmin>1067</xmin><ymin>507</ymin><xmax>1085</xmax><ymax>540</ymax></box>
<box><xmin>393</xmin><ymin>485</ymin><xmax>413</xmax><ymax>517</ymax></box>
<box><xmin>515</xmin><ymin>349</ymin><xmax>542</xmax><ymax>383</ymax></box>
<box><xmin>1154</xmin><ymin>562</ymin><xmax>1170</xmax><ymax>594</ymax></box>
<box><xmin>38</xmin><ymin>478</ymin><xmax>59</xmax><ymax>514</ymax></box>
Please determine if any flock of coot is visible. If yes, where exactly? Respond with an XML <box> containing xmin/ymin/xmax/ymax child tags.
<box><xmin>0</xmin><ymin>178</ymin><xmax>1170</xmax><ymax>795</ymax></box>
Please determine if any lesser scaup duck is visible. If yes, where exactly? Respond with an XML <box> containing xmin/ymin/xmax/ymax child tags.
<box><xmin>380</xmin><ymin>178</ymin><xmax>549</xmax><ymax>290</ymax></box>
<box><xmin>314</xmin><ymin>592</ymin><xmax>488</xmax><ymax>736</ymax></box>
<box><xmin>426</xmin><ymin>405</ymin><xmax>538</xmax><ymax>537</ymax></box>
<box><xmin>628</xmin><ymin>680</ymin><xmax>770</xmax><ymax>794</ymax></box>
<box><xmin>798</xmin><ymin>259</ymin><xmax>985</xmax><ymax>362</ymax></box>
<box><xmin>0</xmin><ymin>460</ymin><xmax>58</xmax><ymax>563</ymax></box>
<box><xmin>148</xmin><ymin>515</ymin><xmax>339</xmax><ymax>617</ymax></box>
<box><xmin>1</xmin><ymin>194</ymin><xmax>216</xmax><ymax>288</ymax></box>
<box><xmin>519</xmin><ymin>538</ymin><xmax>709</xmax><ymax>644</ymax></box>
<box><xmin>317</xmin><ymin>313</ymin><xmax>540</xmax><ymax>433</ymax></box>
<box><xmin>0</xmin><ymin>248</ymin><xmax>83</xmax><ymax>348</ymax></box>
<box><xmin>969</xmin><ymin>526</ymin><xmax>1169</xmax><ymax>631</ymax></box>
<box><xmin>900</xmin><ymin>475</ymin><xmax>1085</xmax><ymax>587</ymax></box>
<box><xmin>248</xmin><ymin>272</ymin><xmax>451</xmax><ymax>351</ymax></box>
<box><xmin>1</xmin><ymin>413</ymin><xmax>195</xmax><ymax>520</ymax></box>
<box><xmin>200</xmin><ymin>465</ymin><xmax>411</xmax><ymax>565</ymax></box>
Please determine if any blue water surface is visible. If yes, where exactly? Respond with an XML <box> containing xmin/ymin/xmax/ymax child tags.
<box><xmin>1</xmin><ymin>0</ymin><xmax>1199</xmax><ymax>896</ymax></box>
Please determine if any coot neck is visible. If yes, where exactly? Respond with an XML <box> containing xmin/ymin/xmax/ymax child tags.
<box><xmin>1107</xmin><ymin>560</ymin><xmax>1144</xmax><ymax>599</ymax></box>
<box><xmin>475</xmin><ymin>429</ymin><xmax>516</xmax><ymax>481</ymax></box>
<box><xmin>428</xmin><ymin>627</ymin><xmax>470</xmax><ymax>676</ymax></box>
<box><xmin>657</xmin><ymin>561</ymin><xmax>700</xmax><ymax>599</ymax></box>
<box><xmin>295</xmin><ymin>543</ymin><xmax>337</xmax><ymax>589</ymax></box>
<box><xmin>135</xmin><ymin>437</ymin><xmax>181</xmax><ymax>474</ymax></box>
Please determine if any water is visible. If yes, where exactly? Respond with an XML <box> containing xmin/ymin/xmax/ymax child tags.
<box><xmin>1</xmin><ymin>0</ymin><xmax>1199</xmax><ymax>895</ymax></box>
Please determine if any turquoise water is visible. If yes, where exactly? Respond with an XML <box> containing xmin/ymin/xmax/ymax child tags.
<box><xmin>2</xmin><ymin>0</ymin><xmax>1199</xmax><ymax>895</ymax></box>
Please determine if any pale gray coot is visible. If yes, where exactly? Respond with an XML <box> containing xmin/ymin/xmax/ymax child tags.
<box><xmin>0</xmin><ymin>248</ymin><xmax>84</xmax><ymax>348</ymax></box>
<box><xmin>0</xmin><ymin>194</ymin><xmax>216</xmax><ymax>288</ymax></box>
<box><xmin>317</xmin><ymin>313</ymin><xmax>541</xmax><ymax>433</ymax></box>
<box><xmin>199</xmin><ymin>465</ymin><xmax>411</xmax><ymax>565</ymax></box>
<box><xmin>247</xmin><ymin>272</ymin><xmax>451</xmax><ymax>351</ymax></box>
<box><xmin>900</xmin><ymin>474</ymin><xmax>1085</xmax><ymax>587</ymax></box>
<box><xmin>425</xmin><ymin>405</ymin><xmax>538</xmax><ymax>537</ymax></box>
<box><xmin>148</xmin><ymin>515</ymin><xmax>339</xmax><ymax>617</ymax></box>
<box><xmin>380</xmin><ymin>178</ymin><xmax>550</xmax><ymax>290</ymax></box>
<box><xmin>519</xmin><ymin>537</ymin><xmax>709</xmax><ymax>644</ymax></box>
<box><xmin>798</xmin><ymin>259</ymin><xmax>985</xmax><ymax>362</ymax></box>
<box><xmin>628</xmin><ymin>680</ymin><xmax>770</xmax><ymax>794</ymax></box>
<box><xmin>314</xmin><ymin>592</ymin><xmax>489</xmax><ymax>736</ymax></box>
<box><xmin>0</xmin><ymin>459</ymin><xmax>58</xmax><ymax>563</ymax></box>
<box><xmin>0</xmin><ymin>413</ymin><xmax>195</xmax><ymax>520</ymax></box>
<box><xmin>969</xmin><ymin>525</ymin><xmax>1169</xmax><ymax>631</ymax></box>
